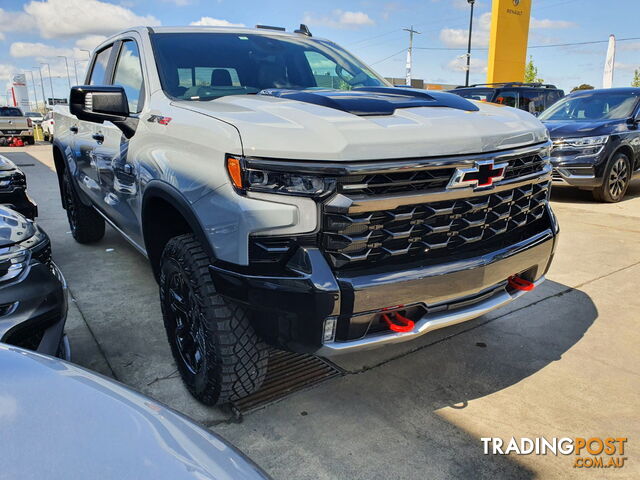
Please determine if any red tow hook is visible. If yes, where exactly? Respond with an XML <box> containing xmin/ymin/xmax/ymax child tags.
<box><xmin>382</xmin><ymin>311</ymin><xmax>415</xmax><ymax>333</ymax></box>
<box><xmin>508</xmin><ymin>275</ymin><xmax>535</xmax><ymax>292</ymax></box>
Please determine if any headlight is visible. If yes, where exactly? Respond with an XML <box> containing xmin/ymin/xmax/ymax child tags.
<box><xmin>0</xmin><ymin>249</ymin><xmax>30</xmax><ymax>282</ymax></box>
<box><xmin>553</xmin><ymin>135</ymin><xmax>608</xmax><ymax>156</ymax></box>
<box><xmin>226</xmin><ymin>155</ymin><xmax>336</xmax><ymax>197</ymax></box>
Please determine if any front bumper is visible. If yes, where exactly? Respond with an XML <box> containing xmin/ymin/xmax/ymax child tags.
<box><xmin>210</xmin><ymin>214</ymin><xmax>558</xmax><ymax>356</ymax></box>
<box><xmin>0</xmin><ymin>261</ymin><xmax>69</xmax><ymax>358</ymax></box>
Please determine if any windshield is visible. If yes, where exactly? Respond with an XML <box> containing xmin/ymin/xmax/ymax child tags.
<box><xmin>151</xmin><ymin>32</ymin><xmax>389</xmax><ymax>101</ymax></box>
<box><xmin>0</xmin><ymin>108</ymin><xmax>23</xmax><ymax>117</ymax></box>
<box><xmin>539</xmin><ymin>91</ymin><xmax>639</xmax><ymax>121</ymax></box>
<box><xmin>25</xmin><ymin>112</ymin><xmax>40</xmax><ymax>117</ymax></box>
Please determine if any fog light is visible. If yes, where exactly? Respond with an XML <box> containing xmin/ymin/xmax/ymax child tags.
<box><xmin>323</xmin><ymin>318</ymin><xmax>337</xmax><ymax>343</ymax></box>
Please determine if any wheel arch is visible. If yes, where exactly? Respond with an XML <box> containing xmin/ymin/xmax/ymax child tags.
<box><xmin>141</xmin><ymin>181</ymin><xmax>216</xmax><ymax>281</ymax></box>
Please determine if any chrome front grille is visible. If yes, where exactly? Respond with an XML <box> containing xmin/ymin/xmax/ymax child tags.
<box><xmin>337</xmin><ymin>154</ymin><xmax>546</xmax><ymax>196</ymax></box>
<box><xmin>322</xmin><ymin>182</ymin><xmax>551</xmax><ymax>268</ymax></box>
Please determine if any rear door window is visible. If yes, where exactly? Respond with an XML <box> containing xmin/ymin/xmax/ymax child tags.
<box><xmin>494</xmin><ymin>90</ymin><xmax>517</xmax><ymax>108</ymax></box>
<box><xmin>89</xmin><ymin>45</ymin><xmax>114</xmax><ymax>85</ymax></box>
<box><xmin>520</xmin><ymin>90</ymin><xmax>545</xmax><ymax>114</ymax></box>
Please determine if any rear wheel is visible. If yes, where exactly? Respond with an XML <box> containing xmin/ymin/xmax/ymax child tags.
<box><xmin>160</xmin><ymin>234</ymin><xmax>268</xmax><ymax>405</ymax></box>
<box><xmin>24</xmin><ymin>136</ymin><xmax>34</xmax><ymax>145</ymax></box>
<box><xmin>62</xmin><ymin>169</ymin><xmax>105</xmax><ymax>243</ymax></box>
<box><xmin>592</xmin><ymin>153</ymin><xmax>631</xmax><ymax>203</ymax></box>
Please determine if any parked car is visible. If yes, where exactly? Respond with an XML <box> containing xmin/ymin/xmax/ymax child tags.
<box><xmin>53</xmin><ymin>25</ymin><xmax>558</xmax><ymax>405</ymax></box>
<box><xmin>0</xmin><ymin>106</ymin><xmax>34</xmax><ymax>145</ymax></box>
<box><xmin>0</xmin><ymin>343</ymin><xmax>271</xmax><ymax>480</ymax></box>
<box><xmin>450</xmin><ymin>83</ymin><xmax>565</xmax><ymax>115</ymax></box>
<box><xmin>25</xmin><ymin>111</ymin><xmax>44</xmax><ymax>125</ymax></box>
<box><xmin>0</xmin><ymin>154</ymin><xmax>38</xmax><ymax>219</ymax></box>
<box><xmin>539</xmin><ymin>87</ymin><xmax>640</xmax><ymax>202</ymax></box>
<box><xmin>42</xmin><ymin>110</ymin><xmax>55</xmax><ymax>142</ymax></box>
<box><xmin>0</xmin><ymin>206</ymin><xmax>69</xmax><ymax>358</ymax></box>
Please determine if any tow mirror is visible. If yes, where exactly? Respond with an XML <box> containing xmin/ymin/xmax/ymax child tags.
<box><xmin>69</xmin><ymin>86</ymin><xmax>138</xmax><ymax>138</ymax></box>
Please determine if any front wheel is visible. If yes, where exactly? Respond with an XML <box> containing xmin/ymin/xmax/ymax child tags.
<box><xmin>592</xmin><ymin>153</ymin><xmax>631</xmax><ymax>203</ymax></box>
<box><xmin>61</xmin><ymin>169</ymin><xmax>105</xmax><ymax>243</ymax></box>
<box><xmin>159</xmin><ymin>234</ymin><xmax>268</xmax><ymax>405</ymax></box>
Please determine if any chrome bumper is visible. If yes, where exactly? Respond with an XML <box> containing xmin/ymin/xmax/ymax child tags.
<box><xmin>316</xmin><ymin>276</ymin><xmax>545</xmax><ymax>356</ymax></box>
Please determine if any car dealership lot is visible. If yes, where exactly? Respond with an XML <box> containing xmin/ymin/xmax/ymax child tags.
<box><xmin>6</xmin><ymin>143</ymin><xmax>639</xmax><ymax>479</ymax></box>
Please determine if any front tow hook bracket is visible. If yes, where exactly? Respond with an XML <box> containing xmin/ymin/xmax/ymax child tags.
<box><xmin>382</xmin><ymin>311</ymin><xmax>415</xmax><ymax>333</ymax></box>
<box><xmin>508</xmin><ymin>275</ymin><xmax>535</xmax><ymax>292</ymax></box>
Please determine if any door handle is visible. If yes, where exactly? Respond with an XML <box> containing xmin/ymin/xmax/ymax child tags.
<box><xmin>70</xmin><ymin>126</ymin><xmax>78</xmax><ymax>133</ymax></box>
<box><xmin>92</xmin><ymin>133</ymin><xmax>104</xmax><ymax>143</ymax></box>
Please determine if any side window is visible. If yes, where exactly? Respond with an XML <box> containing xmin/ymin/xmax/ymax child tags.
<box><xmin>520</xmin><ymin>90</ymin><xmax>545</xmax><ymax>114</ymax></box>
<box><xmin>494</xmin><ymin>90</ymin><xmax>517</xmax><ymax>108</ymax></box>
<box><xmin>112</xmin><ymin>40</ymin><xmax>145</xmax><ymax>113</ymax></box>
<box><xmin>89</xmin><ymin>46</ymin><xmax>114</xmax><ymax>85</ymax></box>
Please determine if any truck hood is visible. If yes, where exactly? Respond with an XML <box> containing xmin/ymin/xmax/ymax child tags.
<box><xmin>174</xmin><ymin>93</ymin><xmax>548</xmax><ymax>160</ymax></box>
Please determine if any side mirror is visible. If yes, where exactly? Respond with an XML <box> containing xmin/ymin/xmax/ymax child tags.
<box><xmin>69</xmin><ymin>86</ymin><xmax>138</xmax><ymax>138</ymax></box>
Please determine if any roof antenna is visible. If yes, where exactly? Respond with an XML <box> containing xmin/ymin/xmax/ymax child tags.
<box><xmin>294</xmin><ymin>24</ymin><xmax>312</xmax><ymax>36</ymax></box>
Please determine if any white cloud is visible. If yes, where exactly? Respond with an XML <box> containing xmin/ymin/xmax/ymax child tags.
<box><xmin>161</xmin><ymin>0</ymin><xmax>191</xmax><ymax>5</ymax></box>
<box><xmin>530</xmin><ymin>18</ymin><xmax>575</xmax><ymax>29</ymax></box>
<box><xmin>23</xmin><ymin>0</ymin><xmax>160</xmax><ymax>39</ymax></box>
<box><xmin>0</xmin><ymin>64</ymin><xmax>17</xmax><ymax>81</ymax></box>
<box><xmin>439</xmin><ymin>12</ymin><xmax>491</xmax><ymax>48</ymax></box>
<box><xmin>446</xmin><ymin>55</ymin><xmax>487</xmax><ymax>74</ymax></box>
<box><xmin>190</xmin><ymin>17</ymin><xmax>245</xmax><ymax>27</ymax></box>
<box><xmin>0</xmin><ymin>7</ymin><xmax>36</xmax><ymax>37</ymax></box>
<box><xmin>74</xmin><ymin>35</ymin><xmax>108</xmax><ymax>52</ymax></box>
<box><xmin>10</xmin><ymin>42</ymin><xmax>73</xmax><ymax>59</ymax></box>
<box><xmin>303</xmin><ymin>10</ymin><xmax>375</xmax><ymax>29</ymax></box>
<box><xmin>439</xmin><ymin>13</ymin><xmax>573</xmax><ymax>49</ymax></box>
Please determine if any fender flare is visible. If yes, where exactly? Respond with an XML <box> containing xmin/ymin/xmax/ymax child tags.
<box><xmin>141</xmin><ymin>180</ymin><xmax>217</xmax><ymax>262</ymax></box>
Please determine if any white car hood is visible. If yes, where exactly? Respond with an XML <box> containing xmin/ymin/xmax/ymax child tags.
<box><xmin>175</xmin><ymin>94</ymin><xmax>548</xmax><ymax>161</ymax></box>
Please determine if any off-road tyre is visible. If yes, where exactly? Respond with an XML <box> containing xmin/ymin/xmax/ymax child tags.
<box><xmin>61</xmin><ymin>169</ymin><xmax>105</xmax><ymax>243</ymax></box>
<box><xmin>24</xmin><ymin>136</ymin><xmax>35</xmax><ymax>145</ymax></box>
<box><xmin>159</xmin><ymin>234</ymin><xmax>268</xmax><ymax>405</ymax></box>
<box><xmin>592</xmin><ymin>153</ymin><xmax>631</xmax><ymax>203</ymax></box>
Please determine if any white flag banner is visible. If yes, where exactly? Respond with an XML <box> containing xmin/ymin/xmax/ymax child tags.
<box><xmin>603</xmin><ymin>34</ymin><xmax>616</xmax><ymax>88</ymax></box>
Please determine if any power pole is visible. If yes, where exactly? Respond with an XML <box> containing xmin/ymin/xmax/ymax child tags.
<box><xmin>465</xmin><ymin>0</ymin><xmax>476</xmax><ymax>87</ymax></box>
<box><xmin>403</xmin><ymin>25</ymin><xmax>420</xmax><ymax>86</ymax></box>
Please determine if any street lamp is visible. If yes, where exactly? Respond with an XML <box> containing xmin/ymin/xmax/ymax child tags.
<box><xmin>33</xmin><ymin>67</ymin><xmax>47</xmax><ymax>109</ymax></box>
<box><xmin>465</xmin><ymin>0</ymin><xmax>475</xmax><ymax>87</ymax></box>
<box><xmin>27</xmin><ymin>70</ymin><xmax>39</xmax><ymax>111</ymax></box>
<box><xmin>40</xmin><ymin>62</ymin><xmax>55</xmax><ymax>105</ymax></box>
<box><xmin>57</xmin><ymin>55</ymin><xmax>72</xmax><ymax>89</ymax></box>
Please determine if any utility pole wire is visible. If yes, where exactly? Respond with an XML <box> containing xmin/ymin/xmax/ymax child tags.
<box><xmin>370</xmin><ymin>48</ymin><xmax>408</xmax><ymax>66</ymax></box>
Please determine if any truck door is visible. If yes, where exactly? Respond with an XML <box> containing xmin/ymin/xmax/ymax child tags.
<box><xmin>95</xmin><ymin>38</ymin><xmax>145</xmax><ymax>244</ymax></box>
<box><xmin>73</xmin><ymin>44</ymin><xmax>116</xmax><ymax>204</ymax></box>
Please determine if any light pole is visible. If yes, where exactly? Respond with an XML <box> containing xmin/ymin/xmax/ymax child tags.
<box><xmin>465</xmin><ymin>0</ymin><xmax>475</xmax><ymax>87</ymax></box>
<box><xmin>57</xmin><ymin>55</ymin><xmax>72</xmax><ymax>90</ymax></box>
<box><xmin>27</xmin><ymin>70</ymin><xmax>39</xmax><ymax>111</ymax></box>
<box><xmin>40</xmin><ymin>62</ymin><xmax>55</xmax><ymax>105</ymax></box>
<box><xmin>33</xmin><ymin>67</ymin><xmax>47</xmax><ymax>109</ymax></box>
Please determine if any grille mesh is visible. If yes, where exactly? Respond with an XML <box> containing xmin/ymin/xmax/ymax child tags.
<box><xmin>323</xmin><ymin>182</ymin><xmax>550</xmax><ymax>268</ymax></box>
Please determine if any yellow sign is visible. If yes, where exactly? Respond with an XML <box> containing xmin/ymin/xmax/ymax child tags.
<box><xmin>487</xmin><ymin>0</ymin><xmax>533</xmax><ymax>83</ymax></box>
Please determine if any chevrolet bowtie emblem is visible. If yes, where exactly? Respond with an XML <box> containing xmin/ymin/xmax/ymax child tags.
<box><xmin>448</xmin><ymin>159</ymin><xmax>508</xmax><ymax>190</ymax></box>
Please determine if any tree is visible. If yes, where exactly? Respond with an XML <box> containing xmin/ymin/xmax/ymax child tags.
<box><xmin>571</xmin><ymin>84</ymin><xmax>595</xmax><ymax>92</ymax></box>
<box><xmin>632</xmin><ymin>68</ymin><xmax>640</xmax><ymax>87</ymax></box>
<box><xmin>524</xmin><ymin>56</ymin><xmax>544</xmax><ymax>84</ymax></box>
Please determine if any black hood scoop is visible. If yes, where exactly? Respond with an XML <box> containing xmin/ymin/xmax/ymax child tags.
<box><xmin>258</xmin><ymin>86</ymin><xmax>479</xmax><ymax>116</ymax></box>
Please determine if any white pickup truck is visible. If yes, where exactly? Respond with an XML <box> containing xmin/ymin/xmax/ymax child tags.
<box><xmin>53</xmin><ymin>25</ymin><xmax>558</xmax><ymax>405</ymax></box>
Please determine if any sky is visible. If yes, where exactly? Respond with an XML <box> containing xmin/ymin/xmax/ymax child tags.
<box><xmin>0</xmin><ymin>0</ymin><xmax>638</xmax><ymax>104</ymax></box>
